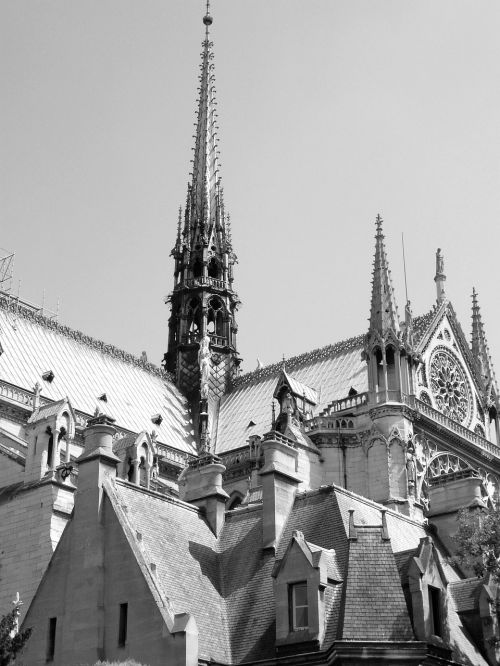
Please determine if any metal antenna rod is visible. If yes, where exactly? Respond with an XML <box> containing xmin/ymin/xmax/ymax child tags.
<box><xmin>401</xmin><ymin>233</ymin><xmax>409</xmax><ymax>303</ymax></box>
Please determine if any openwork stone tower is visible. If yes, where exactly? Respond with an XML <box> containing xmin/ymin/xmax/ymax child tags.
<box><xmin>164</xmin><ymin>7</ymin><xmax>240</xmax><ymax>451</ymax></box>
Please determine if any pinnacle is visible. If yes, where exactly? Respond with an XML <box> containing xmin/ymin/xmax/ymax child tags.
<box><xmin>368</xmin><ymin>214</ymin><xmax>400</xmax><ymax>339</ymax></box>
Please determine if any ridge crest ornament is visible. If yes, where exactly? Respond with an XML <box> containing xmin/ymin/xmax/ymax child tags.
<box><xmin>429</xmin><ymin>346</ymin><xmax>472</xmax><ymax>425</ymax></box>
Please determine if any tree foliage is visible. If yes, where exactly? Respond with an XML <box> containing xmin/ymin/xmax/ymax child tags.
<box><xmin>0</xmin><ymin>608</ymin><xmax>32</xmax><ymax>666</ymax></box>
<box><xmin>453</xmin><ymin>505</ymin><xmax>500</xmax><ymax>579</ymax></box>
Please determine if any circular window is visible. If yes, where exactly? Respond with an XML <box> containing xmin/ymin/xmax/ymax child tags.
<box><xmin>429</xmin><ymin>347</ymin><xmax>472</xmax><ymax>425</ymax></box>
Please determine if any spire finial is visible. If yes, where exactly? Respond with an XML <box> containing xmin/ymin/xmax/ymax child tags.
<box><xmin>375</xmin><ymin>214</ymin><xmax>383</xmax><ymax>234</ymax></box>
<box><xmin>203</xmin><ymin>0</ymin><xmax>213</xmax><ymax>29</ymax></box>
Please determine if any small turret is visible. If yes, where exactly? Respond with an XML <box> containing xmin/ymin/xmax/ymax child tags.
<box><xmin>364</xmin><ymin>215</ymin><xmax>417</xmax><ymax>404</ymax></box>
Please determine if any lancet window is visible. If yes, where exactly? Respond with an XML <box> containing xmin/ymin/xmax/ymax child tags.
<box><xmin>207</xmin><ymin>297</ymin><xmax>225</xmax><ymax>341</ymax></box>
<box><xmin>208</xmin><ymin>257</ymin><xmax>221</xmax><ymax>279</ymax></box>
<box><xmin>186</xmin><ymin>297</ymin><xmax>202</xmax><ymax>343</ymax></box>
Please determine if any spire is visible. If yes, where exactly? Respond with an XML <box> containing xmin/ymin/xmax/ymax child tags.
<box><xmin>471</xmin><ymin>288</ymin><xmax>498</xmax><ymax>399</ymax></box>
<box><xmin>368</xmin><ymin>215</ymin><xmax>400</xmax><ymax>339</ymax></box>
<box><xmin>183</xmin><ymin>2</ymin><xmax>223</xmax><ymax>249</ymax></box>
<box><xmin>164</xmin><ymin>4</ymin><xmax>241</xmax><ymax>441</ymax></box>
<box><xmin>434</xmin><ymin>248</ymin><xmax>447</xmax><ymax>305</ymax></box>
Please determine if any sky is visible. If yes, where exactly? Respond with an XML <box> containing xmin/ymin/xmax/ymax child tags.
<box><xmin>1</xmin><ymin>1</ymin><xmax>500</xmax><ymax>375</ymax></box>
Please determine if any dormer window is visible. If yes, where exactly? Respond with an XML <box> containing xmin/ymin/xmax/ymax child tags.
<box><xmin>289</xmin><ymin>582</ymin><xmax>308</xmax><ymax>631</ymax></box>
<box><xmin>428</xmin><ymin>585</ymin><xmax>442</xmax><ymax>638</ymax></box>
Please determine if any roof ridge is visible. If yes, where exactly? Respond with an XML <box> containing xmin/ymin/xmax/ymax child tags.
<box><xmin>233</xmin><ymin>333</ymin><xmax>365</xmax><ymax>389</ymax></box>
<box><xmin>0</xmin><ymin>293</ymin><xmax>173</xmax><ymax>382</ymax></box>
<box><xmin>232</xmin><ymin>308</ymin><xmax>435</xmax><ymax>390</ymax></box>
<box><xmin>330</xmin><ymin>482</ymin><xmax>426</xmax><ymax>527</ymax></box>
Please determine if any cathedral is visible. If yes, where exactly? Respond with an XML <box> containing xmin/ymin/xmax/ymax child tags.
<box><xmin>1</xmin><ymin>5</ymin><xmax>500</xmax><ymax>666</ymax></box>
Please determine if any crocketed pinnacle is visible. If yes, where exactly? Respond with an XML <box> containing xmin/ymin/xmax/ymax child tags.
<box><xmin>369</xmin><ymin>215</ymin><xmax>400</xmax><ymax>338</ymax></box>
<box><xmin>471</xmin><ymin>288</ymin><xmax>498</xmax><ymax>395</ymax></box>
<box><xmin>182</xmin><ymin>5</ymin><xmax>224</xmax><ymax>250</ymax></box>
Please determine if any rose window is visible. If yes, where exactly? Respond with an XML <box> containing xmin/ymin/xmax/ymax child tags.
<box><xmin>429</xmin><ymin>349</ymin><xmax>471</xmax><ymax>424</ymax></box>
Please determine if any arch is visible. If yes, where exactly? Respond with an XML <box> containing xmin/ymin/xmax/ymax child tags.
<box><xmin>385</xmin><ymin>345</ymin><xmax>397</xmax><ymax>392</ymax></box>
<box><xmin>186</xmin><ymin>297</ymin><xmax>202</xmax><ymax>341</ymax></box>
<box><xmin>207</xmin><ymin>296</ymin><xmax>225</xmax><ymax>338</ymax></box>
<box><xmin>192</xmin><ymin>258</ymin><xmax>203</xmax><ymax>278</ymax></box>
<box><xmin>374</xmin><ymin>347</ymin><xmax>384</xmax><ymax>392</ymax></box>
<box><xmin>207</xmin><ymin>257</ymin><xmax>222</xmax><ymax>279</ymax></box>
<box><xmin>227</xmin><ymin>491</ymin><xmax>244</xmax><ymax>510</ymax></box>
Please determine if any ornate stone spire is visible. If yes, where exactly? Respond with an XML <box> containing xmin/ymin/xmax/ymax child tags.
<box><xmin>182</xmin><ymin>3</ymin><xmax>225</xmax><ymax>252</ymax></box>
<box><xmin>434</xmin><ymin>248</ymin><xmax>447</xmax><ymax>305</ymax></box>
<box><xmin>368</xmin><ymin>215</ymin><xmax>400</xmax><ymax>340</ymax></box>
<box><xmin>471</xmin><ymin>288</ymin><xmax>498</xmax><ymax>399</ymax></box>
<box><xmin>164</xmin><ymin>4</ymin><xmax>241</xmax><ymax>451</ymax></box>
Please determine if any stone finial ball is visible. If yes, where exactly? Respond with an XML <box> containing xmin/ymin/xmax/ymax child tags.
<box><xmin>203</xmin><ymin>14</ymin><xmax>213</xmax><ymax>26</ymax></box>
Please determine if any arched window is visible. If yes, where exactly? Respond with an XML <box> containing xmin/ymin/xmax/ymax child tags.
<box><xmin>375</xmin><ymin>348</ymin><xmax>384</xmax><ymax>391</ymax></box>
<box><xmin>207</xmin><ymin>297</ymin><xmax>225</xmax><ymax>338</ymax></box>
<box><xmin>192</xmin><ymin>258</ymin><xmax>203</xmax><ymax>278</ymax></box>
<box><xmin>227</xmin><ymin>492</ymin><xmax>243</xmax><ymax>510</ymax></box>
<box><xmin>208</xmin><ymin>257</ymin><xmax>221</xmax><ymax>279</ymax></box>
<box><xmin>386</xmin><ymin>346</ymin><xmax>397</xmax><ymax>392</ymax></box>
<box><xmin>186</xmin><ymin>297</ymin><xmax>201</xmax><ymax>342</ymax></box>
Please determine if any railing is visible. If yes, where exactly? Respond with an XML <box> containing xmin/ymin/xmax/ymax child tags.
<box><xmin>176</xmin><ymin>277</ymin><xmax>228</xmax><ymax>291</ymax></box>
<box><xmin>155</xmin><ymin>442</ymin><xmax>193</xmax><ymax>467</ymax></box>
<box><xmin>181</xmin><ymin>332</ymin><xmax>228</xmax><ymax>347</ymax></box>
<box><xmin>262</xmin><ymin>430</ymin><xmax>297</xmax><ymax>448</ymax></box>
<box><xmin>304</xmin><ymin>416</ymin><xmax>358</xmax><ymax>433</ymax></box>
<box><xmin>321</xmin><ymin>391</ymin><xmax>368</xmax><ymax>415</ymax></box>
<box><xmin>409</xmin><ymin>396</ymin><xmax>500</xmax><ymax>459</ymax></box>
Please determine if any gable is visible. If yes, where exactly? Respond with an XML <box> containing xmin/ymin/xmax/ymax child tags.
<box><xmin>415</xmin><ymin>307</ymin><xmax>487</xmax><ymax>436</ymax></box>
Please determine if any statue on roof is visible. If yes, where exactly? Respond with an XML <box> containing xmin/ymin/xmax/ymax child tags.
<box><xmin>198</xmin><ymin>334</ymin><xmax>211</xmax><ymax>399</ymax></box>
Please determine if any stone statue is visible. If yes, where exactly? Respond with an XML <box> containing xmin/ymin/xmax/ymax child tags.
<box><xmin>198</xmin><ymin>334</ymin><xmax>211</xmax><ymax>399</ymax></box>
<box><xmin>406</xmin><ymin>446</ymin><xmax>416</xmax><ymax>495</ymax></box>
<box><xmin>436</xmin><ymin>248</ymin><xmax>444</xmax><ymax>275</ymax></box>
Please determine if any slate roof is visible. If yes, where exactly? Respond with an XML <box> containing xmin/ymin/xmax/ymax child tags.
<box><xmin>0</xmin><ymin>295</ymin><xmax>196</xmax><ymax>455</ymax></box>
<box><xmin>104</xmin><ymin>477</ymin><xmax>489</xmax><ymax>665</ymax></box>
<box><xmin>449</xmin><ymin>579</ymin><xmax>483</xmax><ymax>613</ymax></box>
<box><xmin>216</xmin><ymin>311</ymin><xmax>434</xmax><ymax>454</ymax></box>
<box><xmin>215</xmin><ymin>336</ymin><xmax>367</xmax><ymax>453</ymax></box>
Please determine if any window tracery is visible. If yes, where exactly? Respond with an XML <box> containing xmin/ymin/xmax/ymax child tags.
<box><xmin>429</xmin><ymin>347</ymin><xmax>472</xmax><ymax>425</ymax></box>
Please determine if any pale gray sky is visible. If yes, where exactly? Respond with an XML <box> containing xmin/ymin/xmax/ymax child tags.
<box><xmin>1</xmin><ymin>1</ymin><xmax>500</xmax><ymax>374</ymax></box>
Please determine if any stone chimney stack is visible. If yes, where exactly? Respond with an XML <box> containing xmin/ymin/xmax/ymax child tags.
<box><xmin>76</xmin><ymin>413</ymin><xmax>120</xmax><ymax>519</ymax></box>
<box><xmin>259</xmin><ymin>432</ymin><xmax>301</xmax><ymax>550</ymax></box>
<box><xmin>427</xmin><ymin>470</ymin><xmax>485</xmax><ymax>556</ymax></box>
<box><xmin>180</xmin><ymin>454</ymin><xmax>229</xmax><ymax>536</ymax></box>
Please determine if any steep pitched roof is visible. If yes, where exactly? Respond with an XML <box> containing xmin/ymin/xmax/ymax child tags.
<box><xmin>342</xmin><ymin>526</ymin><xmax>414</xmax><ymax>641</ymax></box>
<box><xmin>0</xmin><ymin>295</ymin><xmax>196</xmax><ymax>455</ymax></box>
<box><xmin>108</xmin><ymin>479</ymin><xmax>230</xmax><ymax>662</ymax></box>
<box><xmin>216</xmin><ymin>309</ymin><xmax>433</xmax><ymax>455</ymax></box>
<box><xmin>216</xmin><ymin>335</ymin><xmax>367</xmax><ymax>453</ymax></box>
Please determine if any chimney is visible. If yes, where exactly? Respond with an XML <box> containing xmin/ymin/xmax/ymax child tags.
<box><xmin>427</xmin><ymin>470</ymin><xmax>485</xmax><ymax>555</ymax></box>
<box><xmin>75</xmin><ymin>413</ymin><xmax>120</xmax><ymax>518</ymax></box>
<box><xmin>259</xmin><ymin>432</ymin><xmax>301</xmax><ymax>550</ymax></box>
<box><xmin>180</xmin><ymin>454</ymin><xmax>229</xmax><ymax>536</ymax></box>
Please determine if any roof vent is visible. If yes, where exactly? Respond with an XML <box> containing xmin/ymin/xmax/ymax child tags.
<box><xmin>247</xmin><ymin>420</ymin><xmax>256</xmax><ymax>427</ymax></box>
<box><xmin>98</xmin><ymin>393</ymin><xmax>108</xmax><ymax>402</ymax></box>
<box><xmin>42</xmin><ymin>370</ymin><xmax>55</xmax><ymax>383</ymax></box>
<box><xmin>151</xmin><ymin>414</ymin><xmax>163</xmax><ymax>426</ymax></box>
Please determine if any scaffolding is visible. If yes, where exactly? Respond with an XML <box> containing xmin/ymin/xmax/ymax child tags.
<box><xmin>0</xmin><ymin>248</ymin><xmax>14</xmax><ymax>296</ymax></box>
<box><xmin>0</xmin><ymin>248</ymin><xmax>59</xmax><ymax>321</ymax></box>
